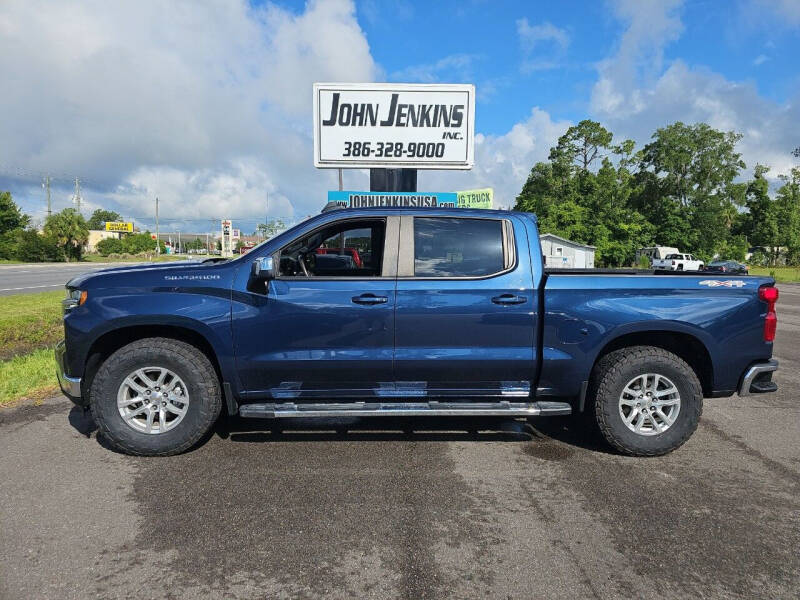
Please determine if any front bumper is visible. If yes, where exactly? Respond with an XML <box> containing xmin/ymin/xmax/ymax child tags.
<box><xmin>55</xmin><ymin>340</ymin><xmax>83</xmax><ymax>402</ymax></box>
<box><xmin>738</xmin><ymin>359</ymin><xmax>779</xmax><ymax>396</ymax></box>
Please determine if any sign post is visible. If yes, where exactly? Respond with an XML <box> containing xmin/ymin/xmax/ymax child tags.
<box><xmin>221</xmin><ymin>219</ymin><xmax>233</xmax><ymax>258</ymax></box>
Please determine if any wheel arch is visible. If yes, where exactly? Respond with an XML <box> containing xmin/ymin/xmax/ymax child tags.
<box><xmin>83</xmin><ymin>323</ymin><xmax>228</xmax><ymax>408</ymax></box>
<box><xmin>590</xmin><ymin>330</ymin><xmax>714</xmax><ymax>397</ymax></box>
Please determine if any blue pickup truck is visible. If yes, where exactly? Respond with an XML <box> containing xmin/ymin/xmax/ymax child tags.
<box><xmin>55</xmin><ymin>207</ymin><xmax>779</xmax><ymax>456</ymax></box>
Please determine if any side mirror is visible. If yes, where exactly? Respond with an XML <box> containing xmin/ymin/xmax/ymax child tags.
<box><xmin>251</xmin><ymin>256</ymin><xmax>275</xmax><ymax>280</ymax></box>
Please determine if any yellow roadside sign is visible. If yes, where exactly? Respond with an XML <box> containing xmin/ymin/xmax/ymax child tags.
<box><xmin>105</xmin><ymin>222</ymin><xmax>133</xmax><ymax>233</ymax></box>
<box><xmin>456</xmin><ymin>188</ymin><xmax>493</xmax><ymax>209</ymax></box>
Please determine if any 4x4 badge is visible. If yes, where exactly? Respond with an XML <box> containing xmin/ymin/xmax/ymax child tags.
<box><xmin>699</xmin><ymin>280</ymin><xmax>746</xmax><ymax>288</ymax></box>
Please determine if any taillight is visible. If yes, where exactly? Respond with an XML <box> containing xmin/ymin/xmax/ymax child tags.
<box><xmin>759</xmin><ymin>285</ymin><xmax>779</xmax><ymax>342</ymax></box>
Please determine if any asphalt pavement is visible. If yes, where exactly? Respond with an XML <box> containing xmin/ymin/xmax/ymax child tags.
<box><xmin>0</xmin><ymin>263</ymin><xmax>118</xmax><ymax>295</ymax></box>
<box><xmin>1</xmin><ymin>286</ymin><xmax>799</xmax><ymax>599</ymax></box>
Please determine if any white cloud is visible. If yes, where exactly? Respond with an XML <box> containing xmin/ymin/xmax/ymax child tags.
<box><xmin>752</xmin><ymin>54</ymin><xmax>769</xmax><ymax>66</ymax></box>
<box><xmin>422</xmin><ymin>107</ymin><xmax>571</xmax><ymax>208</ymax></box>
<box><xmin>516</xmin><ymin>19</ymin><xmax>570</xmax><ymax>51</ymax></box>
<box><xmin>591</xmin><ymin>0</ymin><xmax>683</xmax><ymax>116</ymax></box>
<box><xmin>0</xmin><ymin>0</ymin><xmax>377</xmax><ymax>222</ymax></box>
<box><xmin>516</xmin><ymin>18</ymin><xmax>570</xmax><ymax>73</ymax></box>
<box><xmin>757</xmin><ymin>0</ymin><xmax>800</xmax><ymax>25</ymax></box>
<box><xmin>591</xmin><ymin>0</ymin><xmax>798</xmax><ymax>180</ymax></box>
<box><xmin>391</xmin><ymin>54</ymin><xmax>479</xmax><ymax>83</ymax></box>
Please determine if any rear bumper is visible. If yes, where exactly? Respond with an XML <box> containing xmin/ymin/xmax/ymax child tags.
<box><xmin>55</xmin><ymin>340</ymin><xmax>83</xmax><ymax>403</ymax></box>
<box><xmin>738</xmin><ymin>359</ymin><xmax>779</xmax><ymax>396</ymax></box>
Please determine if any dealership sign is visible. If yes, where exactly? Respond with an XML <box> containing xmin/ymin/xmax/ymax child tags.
<box><xmin>313</xmin><ymin>83</ymin><xmax>475</xmax><ymax>170</ymax></box>
<box><xmin>457</xmin><ymin>188</ymin><xmax>493</xmax><ymax>209</ymax></box>
<box><xmin>327</xmin><ymin>190</ymin><xmax>458</xmax><ymax>208</ymax></box>
<box><xmin>105</xmin><ymin>222</ymin><xmax>133</xmax><ymax>232</ymax></box>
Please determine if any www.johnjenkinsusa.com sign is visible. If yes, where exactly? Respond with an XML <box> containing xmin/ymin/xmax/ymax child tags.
<box><xmin>313</xmin><ymin>83</ymin><xmax>475</xmax><ymax>170</ymax></box>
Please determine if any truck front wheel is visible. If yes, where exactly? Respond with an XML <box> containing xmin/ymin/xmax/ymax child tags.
<box><xmin>90</xmin><ymin>338</ymin><xmax>222</xmax><ymax>456</ymax></box>
<box><xmin>590</xmin><ymin>346</ymin><xmax>703</xmax><ymax>456</ymax></box>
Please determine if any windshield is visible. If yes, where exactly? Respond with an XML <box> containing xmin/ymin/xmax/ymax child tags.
<box><xmin>226</xmin><ymin>217</ymin><xmax>314</xmax><ymax>262</ymax></box>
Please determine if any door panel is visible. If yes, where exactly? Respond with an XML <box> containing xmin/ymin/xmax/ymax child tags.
<box><xmin>394</xmin><ymin>216</ymin><xmax>538</xmax><ymax>397</ymax></box>
<box><xmin>234</xmin><ymin>278</ymin><xmax>395</xmax><ymax>398</ymax></box>
<box><xmin>232</xmin><ymin>217</ymin><xmax>398</xmax><ymax>399</ymax></box>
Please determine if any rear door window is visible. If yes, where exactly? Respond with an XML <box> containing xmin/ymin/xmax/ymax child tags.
<box><xmin>413</xmin><ymin>217</ymin><xmax>506</xmax><ymax>278</ymax></box>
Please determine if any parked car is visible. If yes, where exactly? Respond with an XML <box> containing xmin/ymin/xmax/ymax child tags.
<box><xmin>705</xmin><ymin>260</ymin><xmax>748</xmax><ymax>275</ymax></box>
<box><xmin>636</xmin><ymin>246</ymin><xmax>680</xmax><ymax>263</ymax></box>
<box><xmin>653</xmin><ymin>253</ymin><xmax>705</xmax><ymax>271</ymax></box>
<box><xmin>56</xmin><ymin>207</ymin><xmax>778</xmax><ymax>457</ymax></box>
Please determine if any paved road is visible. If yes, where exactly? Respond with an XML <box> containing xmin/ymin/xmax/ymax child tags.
<box><xmin>1</xmin><ymin>287</ymin><xmax>799</xmax><ymax>599</ymax></box>
<box><xmin>0</xmin><ymin>263</ymin><xmax>118</xmax><ymax>295</ymax></box>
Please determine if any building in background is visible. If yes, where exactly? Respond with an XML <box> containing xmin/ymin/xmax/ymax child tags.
<box><xmin>540</xmin><ymin>233</ymin><xmax>595</xmax><ymax>269</ymax></box>
<box><xmin>86</xmin><ymin>230</ymin><xmax>120</xmax><ymax>252</ymax></box>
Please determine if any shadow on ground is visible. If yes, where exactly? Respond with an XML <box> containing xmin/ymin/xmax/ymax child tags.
<box><xmin>67</xmin><ymin>403</ymin><xmax>615</xmax><ymax>453</ymax></box>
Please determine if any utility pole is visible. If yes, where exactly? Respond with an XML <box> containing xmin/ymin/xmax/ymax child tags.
<box><xmin>177</xmin><ymin>230</ymin><xmax>181</xmax><ymax>254</ymax></box>
<box><xmin>42</xmin><ymin>176</ymin><xmax>51</xmax><ymax>217</ymax></box>
<box><xmin>206</xmin><ymin>232</ymin><xmax>210</xmax><ymax>256</ymax></box>
<box><xmin>338</xmin><ymin>168</ymin><xmax>343</xmax><ymax>191</ymax></box>
<box><xmin>155</xmin><ymin>197</ymin><xmax>160</xmax><ymax>255</ymax></box>
<box><xmin>72</xmin><ymin>177</ymin><xmax>82</xmax><ymax>212</ymax></box>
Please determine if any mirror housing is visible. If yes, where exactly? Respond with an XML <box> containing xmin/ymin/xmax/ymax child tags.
<box><xmin>251</xmin><ymin>256</ymin><xmax>275</xmax><ymax>280</ymax></box>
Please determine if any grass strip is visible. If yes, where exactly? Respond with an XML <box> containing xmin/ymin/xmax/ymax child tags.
<box><xmin>82</xmin><ymin>254</ymin><xmax>187</xmax><ymax>263</ymax></box>
<box><xmin>748</xmin><ymin>266</ymin><xmax>800</xmax><ymax>283</ymax></box>
<box><xmin>0</xmin><ymin>290</ymin><xmax>64</xmax><ymax>360</ymax></box>
<box><xmin>0</xmin><ymin>348</ymin><xmax>60</xmax><ymax>408</ymax></box>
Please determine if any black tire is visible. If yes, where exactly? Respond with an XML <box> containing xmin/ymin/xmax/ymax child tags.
<box><xmin>91</xmin><ymin>338</ymin><xmax>222</xmax><ymax>456</ymax></box>
<box><xmin>590</xmin><ymin>346</ymin><xmax>702</xmax><ymax>456</ymax></box>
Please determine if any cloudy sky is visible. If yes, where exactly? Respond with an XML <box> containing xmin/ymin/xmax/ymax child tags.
<box><xmin>1</xmin><ymin>0</ymin><xmax>798</xmax><ymax>233</ymax></box>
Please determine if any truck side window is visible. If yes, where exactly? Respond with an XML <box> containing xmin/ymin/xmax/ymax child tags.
<box><xmin>279</xmin><ymin>219</ymin><xmax>385</xmax><ymax>277</ymax></box>
<box><xmin>413</xmin><ymin>217</ymin><xmax>505</xmax><ymax>278</ymax></box>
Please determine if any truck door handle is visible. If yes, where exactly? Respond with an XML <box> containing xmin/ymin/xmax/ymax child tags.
<box><xmin>352</xmin><ymin>294</ymin><xmax>388</xmax><ymax>305</ymax></box>
<box><xmin>492</xmin><ymin>294</ymin><xmax>527</xmax><ymax>305</ymax></box>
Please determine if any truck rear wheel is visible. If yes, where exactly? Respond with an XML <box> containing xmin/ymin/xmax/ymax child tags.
<box><xmin>590</xmin><ymin>346</ymin><xmax>702</xmax><ymax>456</ymax></box>
<box><xmin>90</xmin><ymin>338</ymin><xmax>222</xmax><ymax>456</ymax></box>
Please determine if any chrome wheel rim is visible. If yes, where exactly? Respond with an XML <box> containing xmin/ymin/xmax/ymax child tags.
<box><xmin>117</xmin><ymin>367</ymin><xmax>189</xmax><ymax>434</ymax></box>
<box><xmin>618</xmin><ymin>373</ymin><xmax>681</xmax><ymax>436</ymax></box>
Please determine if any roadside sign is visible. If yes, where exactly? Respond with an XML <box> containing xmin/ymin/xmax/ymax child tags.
<box><xmin>220</xmin><ymin>220</ymin><xmax>233</xmax><ymax>258</ymax></box>
<box><xmin>313</xmin><ymin>83</ymin><xmax>475</xmax><ymax>170</ymax></box>
<box><xmin>327</xmin><ymin>190</ymin><xmax>458</xmax><ymax>208</ymax></box>
<box><xmin>456</xmin><ymin>188</ymin><xmax>493</xmax><ymax>209</ymax></box>
<box><xmin>105</xmin><ymin>222</ymin><xmax>133</xmax><ymax>233</ymax></box>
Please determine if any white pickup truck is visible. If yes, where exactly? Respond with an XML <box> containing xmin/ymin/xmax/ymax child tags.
<box><xmin>652</xmin><ymin>253</ymin><xmax>705</xmax><ymax>271</ymax></box>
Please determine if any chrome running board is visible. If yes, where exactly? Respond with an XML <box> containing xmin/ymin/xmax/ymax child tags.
<box><xmin>238</xmin><ymin>400</ymin><xmax>572</xmax><ymax>419</ymax></box>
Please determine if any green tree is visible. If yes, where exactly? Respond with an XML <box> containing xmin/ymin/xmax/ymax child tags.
<box><xmin>256</xmin><ymin>219</ymin><xmax>286</xmax><ymax>238</ymax></box>
<box><xmin>0</xmin><ymin>191</ymin><xmax>30</xmax><ymax>234</ymax></box>
<box><xmin>185</xmin><ymin>238</ymin><xmax>205</xmax><ymax>251</ymax></box>
<box><xmin>87</xmin><ymin>209</ymin><xmax>123</xmax><ymax>230</ymax></box>
<box><xmin>635</xmin><ymin>122</ymin><xmax>745</xmax><ymax>259</ymax></box>
<box><xmin>741</xmin><ymin>165</ymin><xmax>788</xmax><ymax>266</ymax></box>
<box><xmin>775</xmin><ymin>167</ymin><xmax>800</xmax><ymax>264</ymax></box>
<box><xmin>7</xmin><ymin>229</ymin><xmax>62</xmax><ymax>262</ymax></box>
<box><xmin>516</xmin><ymin>121</ymin><xmax>648</xmax><ymax>266</ymax></box>
<box><xmin>122</xmin><ymin>232</ymin><xmax>164</xmax><ymax>254</ymax></box>
<box><xmin>44</xmin><ymin>208</ymin><xmax>89</xmax><ymax>262</ymax></box>
<box><xmin>96</xmin><ymin>237</ymin><xmax>124</xmax><ymax>256</ymax></box>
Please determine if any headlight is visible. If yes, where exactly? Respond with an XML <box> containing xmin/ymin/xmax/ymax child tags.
<box><xmin>63</xmin><ymin>288</ymin><xmax>88</xmax><ymax>313</ymax></box>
